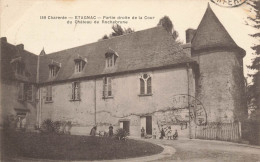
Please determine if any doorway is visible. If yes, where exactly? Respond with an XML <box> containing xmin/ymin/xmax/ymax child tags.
<box><xmin>146</xmin><ymin>116</ymin><xmax>152</xmax><ymax>135</ymax></box>
<box><xmin>120</xmin><ymin>121</ymin><xmax>130</xmax><ymax>134</ymax></box>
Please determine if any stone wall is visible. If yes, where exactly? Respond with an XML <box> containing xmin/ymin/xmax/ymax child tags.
<box><xmin>192</xmin><ymin>50</ymin><xmax>246</xmax><ymax>123</ymax></box>
<box><xmin>39</xmin><ymin>66</ymin><xmax>196</xmax><ymax>137</ymax></box>
<box><xmin>0</xmin><ymin>80</ymin><xmax>37</xmax><ymax>130</ymax></box>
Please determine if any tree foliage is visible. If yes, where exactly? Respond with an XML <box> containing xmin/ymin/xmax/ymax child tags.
<box><xmin>99</xmin><ymin>24</ymin><xmax>134</xmax><ymax>40</ymax></box>
<box><xmin>157</xmin><ymin>16</ymin><xmax>179</xmax><ymax>41</ymax></box>
<box><xmin>246</xmin><ymin>0</ymin><xmax>260</xmax><ymax>120</ymax></box>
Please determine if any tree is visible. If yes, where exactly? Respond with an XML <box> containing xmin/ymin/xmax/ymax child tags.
<box><xmin>157</xmin><ymin>16</ymin><xmax>179</xmax><ymax>41</ymax></box>
<box><xmin>99</xmin><ymin>24</ymin><xmax>134</xmax><ymax>40</ymax></box>
<box><xmin>246</xmin><ymin>0</ymin><xmax>260</xmax><ymax>121</ymax></box>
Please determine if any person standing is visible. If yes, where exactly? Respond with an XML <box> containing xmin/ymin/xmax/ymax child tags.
<box><xmin>141</xmin><ymin>127</ymin><xmax>145</xmax><ymax>138</ymax></box>
<box><xmin>153</xmin><ymin>128</ymin><xmax>157</xmax><ymax>139</ymax></box>
<box><xmin>160</xmin><ymin>128</ymin><xmax>165</xmax><ymax>139</ymax></box>
<box><xmin>90</xmin><ymin>126</ymin><xmax>97</xmax><ymax>136</ymax></box>
<box><xmin>109</xmin><ymin>124</ymin><xmax>113</xmax><ymax>137</ymax></box>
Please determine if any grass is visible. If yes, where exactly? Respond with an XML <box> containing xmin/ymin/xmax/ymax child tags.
<box><xmin>1</xmin><ymin>131</ymin><xmax>163</xmax><ymax>161</ymax></box>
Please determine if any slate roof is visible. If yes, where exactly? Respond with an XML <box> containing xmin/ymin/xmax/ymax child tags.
<box><xmin>1</xmin><ymin>40</ymin><xmax>38</xmax><ymax>83</ymax></box>
<box><xmin>191</xmin><ymin>4</ymin><xmax>244</xmax><ymax>55</ymax></box>
<box><xmin>38</xmin><ymin>26</ymin><xmax>196</xmax><ymax>83</ymax></box>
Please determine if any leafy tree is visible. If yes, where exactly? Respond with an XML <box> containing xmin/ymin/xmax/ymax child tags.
<box><xmin>246</xmin><ymin>0</ymin><xmax>260</xmax><ymax>121</ymax></box>
<box><xmin>99</xmin><ymin>24</ymin><xmax>134</xmax><ymax>40</ymax></box>
<box><xmin>157</xmin><ymin>16</ymin><xmax>179</xmax><ymax>41</ymax></box>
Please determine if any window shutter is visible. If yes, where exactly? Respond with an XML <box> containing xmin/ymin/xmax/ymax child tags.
<box><xmin>76</xmin><ymin>82</ymin><xmax>80</xmax><ymax>100</ymax></box>
<box><xmin>108</xmin><ymin>77</ymin><xmax>112</xmax><ymax>96</ymax></box>
<box><xmin>147</xmin><ymin>77</ymin><xmax>152</xmax><ymax>94</ymax></box>
<box><xmin>71</xmin><ymin>82</ymin><xmax>75</xmax><ymax>100</ymax></box>
<box><xmin>103</xmin><ymin>77</ymin><xmax>107</xmax><ymax>97</ymax></box>
<box><xmin>140</xmin><ymin>79</ymin><xmax>145</xmax><ymax>94</ymax></box>
<box><xmin>32</xmin><ymin>85</ymin><xmax>35</xmax><ymax>102</ymax></box>
<box><xmin>50</xmin><ymin>86</ymin><xmax>52</xmax><ymax>101</ymax></box>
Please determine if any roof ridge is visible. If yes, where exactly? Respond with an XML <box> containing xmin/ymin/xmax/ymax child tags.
<box><xmin>45</xmin><ymin>26</ymin><xmax>166</xmax><ymax>56</ymax></box>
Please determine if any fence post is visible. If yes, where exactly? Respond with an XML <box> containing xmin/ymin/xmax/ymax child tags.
<box><xmin>239</xmin><ymin>122</ymin><xmax>241</xmax><ymax>138</ymax></box>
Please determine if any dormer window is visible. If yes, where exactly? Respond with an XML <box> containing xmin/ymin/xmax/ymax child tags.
<box><xmin>10</xmin><ymin>57</ymin><xmax>25</xmax><ymax>76</ymax></box>
<box><xmin>105</xmin><ymin>48</ymin><xmax>118</xmax><ymax>68</ymax></box>
<box><xmin>49</xmin><ymin>60</ymin><xmax>61</xmax><ymax>78</ymax></box>
<box><xmin>16</xmin><ymin>62</ymin><xmax>25</xmax><ymax>75</ymax></box>
<box><xmin>74</xmin><ymin>55</ymin><xmax>87</xmax><ymax>73</ymax></box>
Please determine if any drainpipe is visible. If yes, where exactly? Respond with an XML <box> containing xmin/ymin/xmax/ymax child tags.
<box><xmin>94</xmin><ymin>79</ymin><xmax>96</xmax><ymax>125</ymax></box>
<box><xmin>36</xmin><ymin>54</ymin><xmax>40</xmax><ymax>127</ymax></box>
<box><xmin>186</xmin><ymin>63</ymin><xmax>192</xmax><ymax>139</ymax></box>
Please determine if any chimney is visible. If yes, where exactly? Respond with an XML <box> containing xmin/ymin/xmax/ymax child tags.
<box><xmin>16</xmin><ymin>44</ymin><xmax>24</xmax><ymax>50</ymax></box>
<box><xmin>186</xmin><ymin>28</ymin><xmax>196</xmax><ymax>43</ymax></box>
<box><xmin>1</xmin><ymin>37</ymin><xmax>7</xmax><ymax>42</ymax></box>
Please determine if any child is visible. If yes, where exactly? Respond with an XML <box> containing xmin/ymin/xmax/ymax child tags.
<box><xmin>167</xmin><ymin>126</ymin><xmax>172</xmax><ymax>140</ymax></box>
<box><xmin>153</xmin><ymin>128</ymin><xmax>157</xmax><ymax>139</ymax></box>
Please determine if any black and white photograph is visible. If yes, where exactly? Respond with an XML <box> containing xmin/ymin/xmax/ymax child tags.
<box><xmin>0</xmin><ymin>0</ymin><xmax>260</xmax><ymax>161</ymax></box>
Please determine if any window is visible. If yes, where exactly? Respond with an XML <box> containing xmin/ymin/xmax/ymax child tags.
<box><xmin>139</xmin><ymin>74</ymin><xmax>152</xmax><ymax>95</ymax></box>
<box><xmin>49</xmin><ymin>60</ymin><xmax>61</xmax><ymax>78</ymax></box>
<box><xmin>24</xmin><ymin>84</ymin><xmax>33</xmax><ymax>101</ymax></box>
<box><xmin>18</xmin><ymin>83</ymin><xmax>34</xmax><ymax>101</ymax></box>
<box><xmin>49</xmin><ymin>65</ymin><xmax>59</xmax><ymax>78</ymax></box>
<box><xmin>18</xmin><ymin>83</ymin><xmax>24</xmax><ymax>100</ymax></box>
<box><xmin>106</xmin><ymin>56</ymin><xmax>113</xmax><ymax>68</ymax></box>
<box><xmin>103</xmin><ymin>77</ymin><xmax>112</xmax><ymax>98</ymax></box>
<box><xmin>105</xmin><ymin>49</ymin><xmax>118</xmax><ymax>68</ymax></box>
<box><xmin>16</xmin><ymin>62</ymin><xmax>24</xmax><ymax>75</ymax></box>
<box><xmin>75</xmin><ymin>60</ymin><xmax>85</xmax><ymax>73</ymax></box>
<box><xmin>46</xmin><ymin>86</ymin><xmax>52</xmax><ymax>102</ymax></box>
<box><xmin>71</xmin><ymin>82</ymin><xmax>80</xmax><ymax>101</ymax></box>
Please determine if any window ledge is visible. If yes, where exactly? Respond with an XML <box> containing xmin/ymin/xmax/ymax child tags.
<box><xmin>70</xmin><ymin>99</ymin><xmax>81</xmax><ymax>102</ymax></box>
<box><xmin>138</xmin><ymin>94</ymin><xmax>153</xmax><ymax>97</ymax></box>
<box><xmin>45</xmin><ymin>101</ymin><xmax>53</xmax><ymax>103</ymax></box>
<box><xmin>102</xmin><ymin>96</ymin><xmax>114</xmax><ymax>99</ymax></box>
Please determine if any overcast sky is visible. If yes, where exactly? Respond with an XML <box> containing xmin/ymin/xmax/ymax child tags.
<box><xmin>0</xmin><ymin>0</ymin><xmax>258</xmax><ymax>81</ymax></box>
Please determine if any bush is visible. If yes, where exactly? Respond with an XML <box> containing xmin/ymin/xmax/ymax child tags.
<box><xmin>41</xmin><ymin>119</ymin><xmax>55</xmax><ymax>133</ymax></box>
<box><xmin>40</xmin><ymin>119</ymin><xmax>72</xmax><ymax>134</ymax></box>
<box><xmin>115</xmin><ymin>128</ymin><xmax>129</xmax><ymax>140</ymax></box>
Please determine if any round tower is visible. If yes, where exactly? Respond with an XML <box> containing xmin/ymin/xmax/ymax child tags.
<box><xmin>190</xmin><ymin>5</ymin><xmax>247</xmax><ymax>123</ymax></box>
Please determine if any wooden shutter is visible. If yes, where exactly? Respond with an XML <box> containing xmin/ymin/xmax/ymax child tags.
<box><xmin>108</xmin><ymin>77</ymin><xmax>112</xmax><ymax>96</ymax></box>
<box><xmin>71</xmin><ymin>82</ymin><xmax>75</xmax><ymax>100</ymax></box>
<box><xmin>147</xmin><ymin>77</ymin><xmax>152</xmax><ymax>94</ymax></box>
<box><xmin>140</xmin><ymin>79</ymin><xmax>145</xmax><ymax>94</ymax></box>
<box><xmin>103</xmin><ymin>77</ymin><xmax>107</xmax><ymax>97</ymax></box>
<box><xmin>76</xmin><ymin>82</ymin><xmax>80</xmax><ymax>100</ymax></box>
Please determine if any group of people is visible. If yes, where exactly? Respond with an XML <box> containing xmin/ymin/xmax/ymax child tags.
<box><xmin>141</xmin><ymin>126</ymin><xmax>178</xmax><ymax>140</ymax></box>
<box><xmin>159</xmin><ymin>126</ymin><xmax>178</xmax><ymax>140</ymax></box>
<box><xmin>90</xmin><ymin>124</ymin><xmax>114</xmax><ymax>137</ymax></box>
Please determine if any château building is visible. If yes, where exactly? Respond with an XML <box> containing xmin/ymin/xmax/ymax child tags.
<box><xmin>0</xmin><ymin>5</ymin><xmax>247</xmax><ymax>138</ymax></box>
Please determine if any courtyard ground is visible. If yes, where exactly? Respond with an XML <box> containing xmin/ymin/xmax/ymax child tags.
<box><xmin>1</xmin><ymin>131</ymin><xmax>163</xmax><ymax>161</ymax></box>
<box><xmin>2</xmin><ymin>132</ymin><xmax>260</xmax><ymax>162</ymax></box>
<box><xmin>147</xmin><ymin>138</ymin><xmax>260</xmax><ymax>162</ymax></box>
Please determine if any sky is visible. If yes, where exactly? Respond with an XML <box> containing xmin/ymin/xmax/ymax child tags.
<box><xmin>0</xmin><ymin>0</ymin><xmax>258</xmax><ymax>82</ymax></box>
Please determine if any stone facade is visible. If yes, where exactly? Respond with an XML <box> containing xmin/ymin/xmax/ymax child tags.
<box><xmin>0</xmin><ymin>5</ymin><xmax>247</xmax><ymax>138</ymax></box>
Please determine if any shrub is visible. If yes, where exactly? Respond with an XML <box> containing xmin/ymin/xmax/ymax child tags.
<box><xmin>40</xmin><ymin>119</ymin><xmax>72</xmax><ymax>134</ymax></box>
<box><xmin>41</xmin><ymin>119</ymin><xmax>55</xmax><ymax>133</ymax></box>
<box><xmin>115</xmin><ymin>128</ymin><xmax>129</xmax><ymax>140</ymax></box>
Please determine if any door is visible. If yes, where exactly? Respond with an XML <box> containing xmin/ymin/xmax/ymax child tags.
<box><xmin>123</xmin><ymin>121</ymin><xmax>130</xmax><ymax>134</ymax></box>
<box><xmin>146</xmin><ymin>116</ymin><xmax>152</xmax><ymax>135</ymax></box>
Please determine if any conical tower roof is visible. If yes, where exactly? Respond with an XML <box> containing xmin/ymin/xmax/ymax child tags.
<box><xmin>40</xmin><ymin>48</ymin><xmax>46</xmax><ymax>56</ymax></box>
<box><xmin>192</xmin><ymin>4</ymin><xmax>240</xmax><ymax>52</ymax></box>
